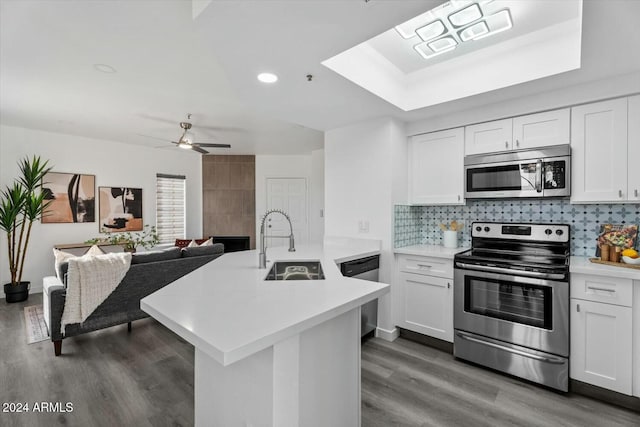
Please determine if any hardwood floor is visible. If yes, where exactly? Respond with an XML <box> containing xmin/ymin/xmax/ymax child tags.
<box><xmin>2</xmin><ymin>294</ymin><xmax>639</xmax><ymax>426</ymax></box>
<box><xmin>361</xmin><ymin>337</ymin><xmax>640</xmax><ymax>427</ymax></box>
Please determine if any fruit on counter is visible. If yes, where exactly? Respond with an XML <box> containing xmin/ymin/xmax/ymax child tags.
<box><xmin>621</xmin><ymin>248</ymin><xmax>639</xmax><ymax>258</ymax></box>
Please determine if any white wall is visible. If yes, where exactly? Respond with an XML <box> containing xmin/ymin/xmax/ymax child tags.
<box><xmin>324</xmin><ymin>117</ymin><xmax>407</xmax><ymax>338</ymax></box>
<box><xmin>255</xmin><ymin>154</ymin><xmax>325</xmax><ymax>245</ymax></box>
<box><xmin>407</xmin><ymin>71</ymin><xmax>640</xmax><ymax>136</ymax></box>
<box><xmin>0</xmin><ymin>125</ymin><xmax>203</xmax><ymax>294</ymax></box>
<box><xmin>310</xmin><ymin>149</ymin><xmax>325</xmax><ymax>244</ymax></box>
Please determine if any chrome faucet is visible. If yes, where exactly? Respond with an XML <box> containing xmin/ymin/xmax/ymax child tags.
<box><xmin>259</xmin><ymin>209</ymin><xmax>295</xmax><ymax>268</ymax></box>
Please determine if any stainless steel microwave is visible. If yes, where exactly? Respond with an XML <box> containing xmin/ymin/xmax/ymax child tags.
<box><xmin>464</xmin><ymin>144</ymin><xmax>570</xmax><ymax>199</ymax></box>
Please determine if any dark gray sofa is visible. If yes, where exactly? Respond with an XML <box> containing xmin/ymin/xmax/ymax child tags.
<box><xmin>44</xmin><ymin>244</ymin><xmax>224</xmax><ymax>356</ymax></box>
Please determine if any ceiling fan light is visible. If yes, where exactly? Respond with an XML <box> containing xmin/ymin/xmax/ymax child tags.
<box><xmin>177</xmin><ymin>141</ymin><xmax>193</xmax><ymax>150</ymax></box>
<box><xmin>415</xmin><ymin>20</ymin><xmax>446</xmax><ymax>42</ymax></box>
<box><xmin>183</xmin><ymin>130</ymin><xmax>195</xmax><ymax>144</ymax></box>
<box><xmin>448</xmin><ymin>3</ymin><xmax>482</xmax><ymax>28</ymax></box>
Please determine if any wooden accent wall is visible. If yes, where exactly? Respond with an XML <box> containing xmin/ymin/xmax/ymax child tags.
<box><xmin>202</xmin><ymin>155</ymin><xmax>256</xmax><ymax>249</ymax></box>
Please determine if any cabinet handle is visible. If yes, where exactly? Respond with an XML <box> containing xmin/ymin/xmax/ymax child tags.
<box><xmin>587</xmin><ymin>286</ymin><xmax>615</xmax><ymax>294</ymax></box>
<box><xmin>576</xmin><ymin>304</ymin><xmax>580</xmax><ymax>312</ymax></box>
<box><xmin>457</xmin><ymin>195</ymin><xmax>461</xmax><ymax>201</ymax></box>
<box><xmin>635</xmin><ymin>189</ymin><xmax>638</xmax><ymax>197</ymax></box>
<box><xmin>516</xmin><ymin>139</ymin><xmax>520</xmax><ymax>147</ymax></box>
<box><xmin>417</xmin><ymin>264</ymin><xmax>432</xmax><ymax>269</ymax></box>
<box><xmin>619</xmin><ymin>190</ymin><xmax>623</xmax><ymax>198</ymax></box>
<box><xmin>447</xmin><ymin>282</ymin><xmax>451</xmax><ymax>289</ymax></box>
<box><xmin>505</xmin><ymin>141</ymin><xmax>509</xmax><ymax>149</ymax></box>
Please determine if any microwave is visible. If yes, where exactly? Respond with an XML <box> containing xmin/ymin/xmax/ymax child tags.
<box><xmin>464</xmin><ymin>144</ymin><xmax>570</xmax><ymax>199</ymax></box>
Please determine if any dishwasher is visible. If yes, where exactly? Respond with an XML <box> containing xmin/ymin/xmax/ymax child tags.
<box><xmin>339</xmin><ymin>255</ymin><xmax>380</xmax><ymax>338</ymax></box>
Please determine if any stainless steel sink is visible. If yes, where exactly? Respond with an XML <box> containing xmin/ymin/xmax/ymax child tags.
<box><xmin>265</xmin><ymin>260</ymin><xmax>325</xmax><ymax>281</ymax></box>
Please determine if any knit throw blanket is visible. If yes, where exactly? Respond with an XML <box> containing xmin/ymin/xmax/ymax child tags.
<box><xmin>61</xmin><ymin>252</ymin><xmax>132</xmax><ymax>335</ymax></box>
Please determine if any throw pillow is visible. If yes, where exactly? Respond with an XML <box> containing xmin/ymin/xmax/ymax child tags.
<box><xmin>53</xmin><ymin>245</ymin><xmax>104</xmax><ymax>280</ymax></box>
<box><xmin>199</xmin><ymin>238</ymin><xmax>213</xmax><ymax>246</ymax></box>
<box><xmin>187</xmin><ymin>240</ymin><xmax>199</xmax><ymax>248</ymax></box>
<box><xmin>174</xmin><ymin>239</ymin><xmax>192</xmax><ymax>248</ymax></box>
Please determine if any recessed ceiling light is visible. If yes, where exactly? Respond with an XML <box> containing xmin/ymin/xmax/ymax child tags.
<box><xmin>257</xmin><ymin>73</ymin><xmax>278</xmax><ymax>83</ymax></box>
<box><xmin>93</xmin><ymin>63</ymin><xmax>117</xmax><ymax>73</ymax></box>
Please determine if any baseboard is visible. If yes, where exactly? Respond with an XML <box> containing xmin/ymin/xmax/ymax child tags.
<box><xmin>375</xmin><ymin>326</ymin><xmax>399</xmax><ymax>342</ymax></box>
<box><xmin>398</xmin><ymin>328</ymin><xmax>454</xmax><ymax>354</ymax></box>
<box><xmin>570</xmin><ymin>379</ymin><xmax>640</xmax><ymax>413</ymax></box>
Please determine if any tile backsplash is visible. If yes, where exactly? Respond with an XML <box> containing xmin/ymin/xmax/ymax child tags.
<box><xmin>394</xmin><ymin>200</ymin><xmax>640</xmax><ymax>256</ymax></box>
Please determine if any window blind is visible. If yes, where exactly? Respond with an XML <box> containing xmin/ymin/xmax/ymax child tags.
<box><xmin>156</xmin><ymin>174</ymin><xmax>186</xmax><ymax>244</ymax></box>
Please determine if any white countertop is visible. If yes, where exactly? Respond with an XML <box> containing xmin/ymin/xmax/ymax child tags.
<box><xmin>570</xmin><ymin>256</ymin><xmax>640</xmax><ymax>280</ymax></box>
<box><xmin>394</xmin><ymin>244</ymin><xmax>470</xmax><ymax>259</ymax></box>
<box><xmin>141</xmin><ymin>240</ymin><xmax>388</xmax><ymax>367</ymax></box>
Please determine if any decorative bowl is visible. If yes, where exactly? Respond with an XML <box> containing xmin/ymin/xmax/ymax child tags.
<box><xmin>622</xmin><ymin>256</ymin><xmax>640</xmax><ymax>265</ymax></box>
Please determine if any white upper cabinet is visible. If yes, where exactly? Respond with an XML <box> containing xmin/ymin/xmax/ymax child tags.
<box><xmin>628</xmin><ymin>95</ymin><xmax>640</xmax><ymax>201</ymax></box>
<box><xmin>513</xmin><ymin>108</ymin><xmax>570</xmax><ymax>150</ymax></box>
<box><xmin>464</xmin><ymin>108</ymin><xmax>570</xmax><ymax>155</ymax></box>
<box><xmin>571</xmin><ymin>98</ymin><xmax>629</xmax><ymax>203</ymax></box>
<box><xmin>409</xmin><ymin>127</ymin><xmax>464</xmax><ymax>205</ymax></box>
<box><xmin>464</xmin><ymin>118</ymin><xmax>513</xmax><ymax>155</ymax></box>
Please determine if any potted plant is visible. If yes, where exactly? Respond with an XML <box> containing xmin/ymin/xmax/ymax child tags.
<box><xmin>86</xmin><ymin>225</ymin><xmax>159</xmax><ymax>253</ymax></box>
<box><xmin>0</xmin><ymin>156</ymin><xmax>53</xmax><ymax>303</ymax></box>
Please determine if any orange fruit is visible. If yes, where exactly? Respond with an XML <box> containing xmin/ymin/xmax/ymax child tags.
<box><xmin>622</xmin><ymin>248</ymin><xmax>639</xmax><ymax>258</ymax></box>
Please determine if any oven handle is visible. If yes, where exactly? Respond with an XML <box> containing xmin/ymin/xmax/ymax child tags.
<box><xmin>455</xmin><ymin>262</ymin><xmax>566</xmax><ymax>280</ymax></box>
<box><xmin>456</xmin><ymin>332</ymin><xmax>566</xmax><ymax>365</ymax></box>
<box><xmin>535</xmin><ymin>159</ymin><xmax>543</xmax><ymax>193</ymax></box>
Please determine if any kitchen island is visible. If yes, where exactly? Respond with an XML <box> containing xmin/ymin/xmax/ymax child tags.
<box><xmin>141</xmin><ymin>239</ymin><xmax>388</xmax><ymax>426</ymax></box>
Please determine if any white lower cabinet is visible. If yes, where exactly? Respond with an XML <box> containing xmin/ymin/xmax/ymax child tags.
<box><xmin>396</xmin><ymin>255</ymin><xmax>453</xmax><ymax>342</ymax></box>
<box><xmin>570</xmin><ymin>274</ymin><xmax>633</xmax><ymax>395</ymax></box>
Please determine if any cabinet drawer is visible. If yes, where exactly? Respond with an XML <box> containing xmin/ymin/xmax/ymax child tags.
<box><xmin>570</xmin><ymin>273</ymin><xmax>632</xmax><ymax>307</ymax></box>
<box><xmin>398</xmin><ymin>255</ymin><xmax>453</xmax><ymax>278</ymax></box>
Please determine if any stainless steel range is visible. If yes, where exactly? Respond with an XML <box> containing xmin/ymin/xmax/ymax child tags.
<box><xmin>453</xmin><ymin>222</ymin><xmax>570</xmax><ymax>391</ymax></box>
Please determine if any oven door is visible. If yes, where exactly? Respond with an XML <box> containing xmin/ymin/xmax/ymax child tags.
<box><xmin>454</xmin><ymin>267</ymin><xmax>569</xmax><ymax>356</ymax></box>
<box><xmin>464</xmin><ymin>159</ymin><xmax>543</xmax><ymax>199</ymax></box>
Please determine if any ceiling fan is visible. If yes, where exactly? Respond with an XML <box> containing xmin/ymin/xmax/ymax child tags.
<box><xmin>172</xmin><ymin>120</ymin><xmax>231</xmax><ymax>154</ymax></box>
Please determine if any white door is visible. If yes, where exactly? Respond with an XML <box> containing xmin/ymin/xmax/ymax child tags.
<box><xmin>571</xmin><ymin>98</ymin><xmax>628</xmax><ymax>202</ymax></box>
<box><xmin>399</xmin><ymin>271</ymin><xmax>453</xmax><ymax>342</ymax></box>
<box><xmin>628</xmin><ymin>95</ymin><xmax>640</xmax><ymax>201</ymax></box>
<box><xmin>570</xmin><ymin>299</ymin><xmax>633</xmax><ymax>394</ymax></box>
<box><xmin>512</xmin><ymin>108</ymin><xmax>570</xmax><ymax>150</ymax></box>
<box><xmin>464</xmin><ymin>118</ymin><xmax>513</xmax><ymax>155</ymax></box>
<box><xmin>409</xmin><ymin>128</ymin><xmax>465</xmax><ymax>205</ymax></box>
<box><xmin>266</xmin><ymin>178</ymin><xmax>308</xmax><ymax>247</ymax></box>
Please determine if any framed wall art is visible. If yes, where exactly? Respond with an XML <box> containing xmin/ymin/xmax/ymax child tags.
<box><xmin>42</xmin><ymin>172</ymin><xmax>96</xmax><ymax>223</ymax></box>
<box><xmin>98</xmin><ymin>187</ymin><xmax>143</xmax><ymax>232</ymax></box>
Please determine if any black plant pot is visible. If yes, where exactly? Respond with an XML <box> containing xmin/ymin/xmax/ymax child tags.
<box><xmin>3</xmin><ymin>281</ymin><xmax>30</xmax><ymax>303</ymax></box>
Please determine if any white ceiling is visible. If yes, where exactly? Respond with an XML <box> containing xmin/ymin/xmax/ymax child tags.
<box><xmin>1</xmin><ymin>0</ymin><xmax>639</xmax><ymax>155</ymax></box>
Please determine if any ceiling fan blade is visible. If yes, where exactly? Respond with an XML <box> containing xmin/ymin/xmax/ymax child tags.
<box><xmin>192</xmin><ymin>145</ymin><xmax>209</xmax><ymax>154</ymax></box>
<box><xmin>196</xmin><ymin>143</ymin><xmax>231</xmax><ymax>148</ymax></box>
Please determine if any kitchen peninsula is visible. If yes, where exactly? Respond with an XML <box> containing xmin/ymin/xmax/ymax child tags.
<box><xmin>141</xmin><ymin>238</ymin><xmax>387</xmax><ymax>426</ymax></box>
